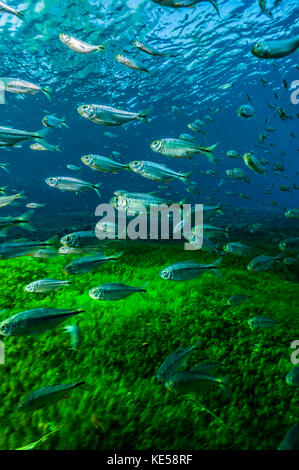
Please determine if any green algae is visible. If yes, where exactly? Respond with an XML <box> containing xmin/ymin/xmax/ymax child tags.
<box><xmin>0</xmin><ymin>245</ymin><xmax>298</xmax><ymax>450</ymax></box>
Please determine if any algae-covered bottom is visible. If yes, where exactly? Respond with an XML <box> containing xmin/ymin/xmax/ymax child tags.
<box><xmin>0</xmin><ymin>234</ymin><xmax>299</xmax><ymax>450</ymax></box>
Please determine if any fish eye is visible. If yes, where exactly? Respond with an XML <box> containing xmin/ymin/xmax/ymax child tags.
<box><xmin>1</xmin><ymin>324</ymin><xmax>7</xmax><ymax>333</ymax></box>
<box><xmin>256</xmin><ymin>43</ymin><xmax>261</xmax><ymax>48</ymax></box>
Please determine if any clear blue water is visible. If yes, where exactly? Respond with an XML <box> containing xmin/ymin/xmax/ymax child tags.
<box><xmin>1</xmin><ymin>0</ymin><xmax>298</xmax><ymax>216</ymax></box>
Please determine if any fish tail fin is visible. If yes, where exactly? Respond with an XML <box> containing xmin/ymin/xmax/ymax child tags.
<box><xmin>62</xmin><ymin>117</ymin><xmax>69</xmax><ymax>128</ymax></box>
<box><xmin>73</xmin><ymin>381</ymin><xmax>91</xmax><ymax>391</ymax></box>
<box><xmin>212</xmin><ymin>269</ymin><xmax>223</xmax><ymax>278</ymax></box>
<box><xmin>139</xmin><ymin>107</ymin><xmax>153</xmax><ymax>124</ymax></box>
<box><xmin>199</xmin><ymin>143</ymin><xmax>218</xmax><ymax>162</ymax></box>
<box><xmin>179</xmin><ymin>195</ymin><xmax>189</xmax><ymax>206</ymax></box>
<box><xmin>19</xmin><ymin>210</ymin><xmax>35</xmax><ymax>232</ymax></box>
<box><xmin>209</xmin><ymin>0</ymin><xmax>220</xmax><ymax>16</ymax></box>
<box><xmin>216</xmin><ymin>203</ymin><xmax>223</xmax><ymax>214</ymax></box>
<box><xmin>45</xmin><ymin>234</ymin><xmax>59</xmax><ymax>246</ymax></box>
<box><xmin>35</xmin><ymin>128</ymin><xmax>49</xmax><ymax>141</ymax></box>
<box><xmin>97</xmin><ymin>45</ymin><xmax>105</xmax><ymax>52</ymax></box>
<box><xmin>42</xmin><ymin>87</ymin><xmax>52</xmax><ymax>101</ymax></box>
<box><xmin>212</xmin><ymin>255</ymin><xmax>224</xmax><ymax>268</ymax></box>
<box><xmin>190</xmin><ymin>339</ymin><xmax>202</xmax><ymax>350</ymax></box>
<box><xmin>1</xmin><ymin>166</ymin><xmax>9</xmax><ymax>174</ymax></box>
<box><xmin>217</xmin><ymin>376</ymin><xmax>231</xmax><ymax>399</ymax></box>
<box><xmin>0</xmin><ymin>228</ymin><xmax>9</xmax><ymax>237</ymax></box>
<box><xmin>112</xmin><ymin>251</ymin><xmax>124</xmax><ymax>260</ymax></box>
<box><xmin>55</xmin><ymin>145</ymin><xmax>61</xmax><ymax>152</ymax></box>
<box><xmin>182</xmin><ymin>170</ymin><xmax>193</xmax><ymax>184</ymax></box>
<box><xmin>0</xmin><ymin>186</ymin><xmax>8</xmax><ymax>194</ymax></box>
<box><xmin>224</xmin><ymin>224</ymin><xmax>230</xmax><ymax>240</ymax></box>
<box><xmin>139</xmin><ymin>280</ymin><xmax>149</xmax><ymax>291</ymax></box>
<box><xmin>94</xmin><ymin>183</ymin><xmax>102</xmax><ymax>198</ymax></box>
<box><xmin>16</xmin><ymin>9</ymin><xmax>26</xmax><ymax>19</ymax></box>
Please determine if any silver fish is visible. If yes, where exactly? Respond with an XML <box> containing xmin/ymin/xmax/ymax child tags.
<box><xmin>25</xmin><ymin>279</ymin><xmax>71</xmax><ymax>293</ymax></box>
<box><xmin>81</xmin><ymin>154</ymin><xmax>129</xmax><ymax>173</ymax></box>
<box><xmin>45</xmin><ymin>177</ymin><xmax>102</xmax><ymax>198</ymax></box>
<box><xmin>59</xmin><ymin>33</ymin><xmax>104</xmax><ymax>54</ymax></box>
<box><xmin>78</xmin><ymin>104</ymin><xmax>152</xmax><ymax>126</ymax></box>
<box><xmin>0</xmin><ymin>308</ymin><xmax>83</xmax><ymax>336</ymax></box>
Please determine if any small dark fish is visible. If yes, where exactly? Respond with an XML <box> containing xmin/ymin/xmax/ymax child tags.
<box><xmin>278</xmin><ymin>424</ymin><xmax>299</xmax><ymax>450</ymax></box>
<box><xmin>286</xmin><ymin>367</ymin><xmax>299</xmax><ymax>387</ymax></box>
<box><xmin>0</xmin><ymin>308</ymin><xmax>83</xmax><ymax>336</ymax></box>
<box><xmin>18</xmin><ymin>382</ymin><xmax>89</xmax><ymax>411</ymax></box>
<box><xmin>157</xmin><ymin>339</ymin><xmax>201</xmax><ymax>382</ymax></box>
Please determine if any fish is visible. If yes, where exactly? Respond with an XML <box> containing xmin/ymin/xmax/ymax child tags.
<box><xmin>166</xmin><ymin>370</ymin><xmax>229</xmax><ymax>397</ymax></box>
<box><xmin>237</xmin><ymin>105</ymin><xmax>255</xmax><ymax>118</ymax></box>
<box><xmin>45</xmin><ymin>177</ymin><xmax>102</xmax><ymax>198</ymax></box>
<box><xmin>81</xmin><ymin>154</ymin><xmax>129</xmax><ymax>173</ymax></box>
<box><xmin>25</xmin><ymin>279</ymin><xmax>71</xmax><ymax>293</ymax></box>
<box><xmin>247</xmin><ymin>254</ymin><xmax>284</xmax><ymax>272</ymax></box>
<box><xmin>0</xmin><ymin>1</ymin><xmax>25</xmax><ymax>19</ymax></box>
<box><xmin>66</xmin><ymin>164</ymin><xmax>81</xmax><ymax>171</ymax></box>
<box><xmin>60</xmin><ymin>231</ymin><xmax>101</xmax><ymax>248</ymax></box>
<box><xmin>78</xmin><ymin>104</ymin><xmax>152</xmax><ymax>126</ymax></box>
<box><xmin>151</xmin><ymin>0</ymin><xmax>219</xmax><ymax>16</ymax></box>
<box><xmin>286</xmin><ymin>367</ymin><xmax>299</xmax><ymax>387</ymax></box>
<box><xmin>26</xmin><ymin>203</ymin><xmax>45</xmax><ymax>209</ymax></box>
<box><xmin>0</xmin><ymin>308</ymin><xmax>83</xmax><ymax>336</ymax></box>
<box><xmin>151</xmin><ymin>138</ymin><xmax>217</xmax><ymax>161</ymax></box>
<box><xmin>159</xmin><ymin>256</ymin><xmax>223</xmax><ymax>281</ymax></box>
<box><xmin>59</xmin><ymin>246</ymin><xmax>97</xmax><ymax>255</ymax></box>
<box><xmin>227</xmin><ymin>295</ymin><xmax>251</xmax><ymax>306</ymax></box>
<box><xmin>285</xmin><ymin>209</ymin><xmax>299</xmax><ymax>219</ymax></box>
<box><xmin>104</xmin><ymin>131</ymin><xmax>117</xmax><ymax>139</ymax></box>
<box><xmin>226</xmin><ymin>150</ymin><xmax>240</xmax><ymax>159</ymax></box>
<box><xmin>0</xmin><ymin>163</ymin><xmax>9</xmax><ymax>173</ymax></box>
<box><xmin>0</xmin><ymin>234</ymin><xmax>58</xmax><ymax>259</ymax></box>
<box><xmin>247</xmin><ymin>316</ymin><xmax>280</xmax><ymax>329</ymax></box>
<box><xmin>258</xmin><ymin>0</ymin><xmax>273</xmax><ymax>18</ymax></box>
<box><xmin>223</xmin><ymin>242</ymin><xmax>251</xmax><ymax>256</ymax></box>
<box><xmin>133</xmin><ymin>40</ymin><xmax>177</xmax><ymax>57</ymax></box>
<box><xmin>0</xmin><ymin>192</ymin><xmax>24</xmax><ymax>208</ymax></box>
<box><xmin>252</xmin><ymin>36</ymin><xmax>299</xmax><ymax>59</ymax></box>
<box><xmin>218</xmin><ymin>83</ymin><xmax>233</xmax><ymax>90</ymax></box>
<box><xmin>33</xmin><ymin>248</ymin><xmax>58</xmax><ymax>259</ymax></box>
<box><xmin>0</xmin><ymin>210</ymin><xmax>34</xmax><ymax>237</ymax></box>
<box><xmin>0</xmin><ymin>126</ymin><xmax>48</xmax><ymax>147</ymax></box>
<box><xmin>42</xmin><ymin>115</ymin><xmax>68</xmax><ymax>128</ymax></box>
<box><xmin>30</xmin><ymin>142</ymin><xmax>60</xmax><ymax>152</ymax></box>
<box><xmin>110</xmin><ymin>192</ymin><xmax>188</xmax><ymax>216</ymax></box>
<box><xmin>128</xmin><ymin>160</ymin><xmax>192</xmax><ymax>184</ymax></box>
<box><xmin>59</xmin><ymin>33</ymin><xmax>104</xmax><ymax>54</ymax></box>
<box><xmin>16</xmin><ymin>429</ymin><xmax>59</xmax><ymax>450</ymax></box>
<box><xmin>278</xmin><ymin>424</ymin><xmax>299</xmax><ymax>450</ymax></box>
<box><xmin>89</xmin><ymin>282</ymin><xmax>148</xmax><ymax>301</ymax></box>
<box><xmin>116</xmin><ymin>54</ymin><xmax>151</xmax><ymax>74</ymax></box>
<box><xmin>279</xmin><ymin>238</ymin><xmax>299</xmax><ymax>252</ymax></box>
<box><xmin>226</xmin><ymin>168</ymin><xmax>250</xmax><ymax>184</ymax></box>
<box><xmin>243</xmin><ymin>153</ymin><xmax>266</xmax><ymax>174</ymax></box>
<box><xmin>156</xmin><ymin>340</ymin><xmax>201</xmax><ymax>382</ymax></box>
<box><xmin>0</xmin><ymin>77</ymin><xmax>52</xmax><ymax>100</ymax></box>
<box><xmin>63</xmin><ymin>324</ymin><xmax>80</xmax><ymax>351</ymax></box>
<box><xmin>64</xmin><ymin>252</ymin><xmax>123</xmax><ymax>274</ymax></box>
<box><xmin>18</xmin><ymin>382</ymin><xmax>89</xmax><ymax>411</ymax></box>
